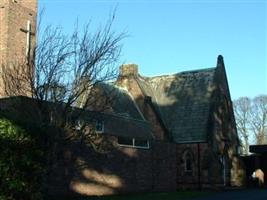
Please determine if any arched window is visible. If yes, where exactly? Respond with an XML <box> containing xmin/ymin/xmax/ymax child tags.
<box><xmin>183</xmin><ymin>150</ymin><xmax>193</xmax><ymax>172</ymax></box>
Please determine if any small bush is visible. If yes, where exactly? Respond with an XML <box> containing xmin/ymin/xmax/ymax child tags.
<box><xmin>0</xmin><ymin>118</ymin><xmax>44</xmax><ymax>200</ymax></box>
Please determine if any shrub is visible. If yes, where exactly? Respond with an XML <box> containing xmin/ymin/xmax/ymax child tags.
<box><xmin>0</xmin><ymin>118</ymin><xmax>44</xmax><ymax>200</ymax></box>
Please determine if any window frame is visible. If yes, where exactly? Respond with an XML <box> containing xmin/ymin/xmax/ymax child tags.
<box><xmin>118</xmin><ymin>137</ymin><xmax>150</xmax><ymax>149</ymax></box>
<box><xmin>185</xmin><ymin>155</ymin><xmax>193</xmax><ymax>172</ymax></box>
<box><xmin>95</xmin><ymin>119</ymin><xmax>104</xmax><ymax>134</ymax></box>
<box><xmin>183</xmin><ymin>150</ymin><xmax>193</xmax><ymax>173</ymax></box>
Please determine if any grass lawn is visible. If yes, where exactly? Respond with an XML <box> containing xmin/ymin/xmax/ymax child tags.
<box><xmin>66</xmin><ymin>190</ymin><xmax>211</xmax><ymax>200</ymax></box>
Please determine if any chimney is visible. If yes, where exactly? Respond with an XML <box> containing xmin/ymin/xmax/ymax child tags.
<box><xmin>119</xmin><ymin>64</ymin><xmax>138</xmax><ymax>77</ymax></box>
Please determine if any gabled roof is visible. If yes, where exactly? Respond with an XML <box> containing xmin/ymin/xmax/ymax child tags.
<box><xmin>98</xmin><ymin>83</ymin><xmax>144</xmax><ymax>121</ymax></box>
<box><xmin>136</xmin><ymin>67</ymin><xmax>217</xmax><ymax>143</ymax></box>
<box><xmin>94</xmin><ymin>83</ymin><xmax>152</xmax><ymax>139</ymax></box>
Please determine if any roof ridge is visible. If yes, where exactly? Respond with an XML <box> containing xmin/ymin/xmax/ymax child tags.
<box><xmin>134</xmin><ymin>77</ymin><xmax>170</xmax><ymax>134</ymax></box>
<box><xmin>113</xmin><ymin>84</ymin><xmax>147</xmax><ymax>121</ymax></box>
<box><xmin>141</xmin><ymin>67</ymin><xmax>216</xmax><ymax>80</ymax></box>
<box><xmin>176</xmin><ymin>67</ymin><xmax>215</xmax><ymax>74</ymax></box>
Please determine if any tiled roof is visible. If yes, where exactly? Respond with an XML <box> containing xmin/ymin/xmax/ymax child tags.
<box><xmin>98</xmin><ymin>83</ymin><xmax>144</xmax><ymax>120</ymax></box>
<box><xmin>94</xmin><ymin>83</ymin><xmax>152</xmax><ymax>139</ymax></box>
<box><xmin>136</xmin><ymin>68</ymin><xmax>216</xmax><ymax>143</ymax></box>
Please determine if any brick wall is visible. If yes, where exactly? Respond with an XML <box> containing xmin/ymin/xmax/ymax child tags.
<box><xmin>176</xmin><ymin>143</ymin><xmax>225</xmax><ymax>189</ymax></box>
<box><xmin>0</xmin><ymin>0</ymin><xmax>9</xmax><ymax>63</ymax></box>
<box><xmin>0</xmin><ymin>0</ymin><xmax>37</xmax><ymax>97</ymax></box>
<box><xmin>14</xmin><ymin>0</ymin><xmax>37</xmax><ymax>11</ymax></box>
<box><xmin>0</xmin><ymin>0</ymin><xmax>37</xmax><ymax>63</ymax></box>
<box><xmin>116</xmin><ymin>64</ymin><xmax>166</xmax><ymax>140</ymax></box>
<box><xmin>0</xmin><ymin>97</ymin><xmax>177</xmax><ymax>197</ymax></box>
<box><xmin>0</xmin><ymin>1</ymin><xmax>9</xmax><ymax>96</ymax></box>
<box><xmin>212</xmin><ymin>61</ymin><xmax>246</xmax><ymax>187</ymax></box>
<box><xmin>47</xmin><ymin>138</ymin><xmax>177</xmax><ymax>197</ymax></box>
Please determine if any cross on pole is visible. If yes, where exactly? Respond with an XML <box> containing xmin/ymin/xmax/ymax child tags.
<box><xmin>20</xmin><ymin>20</ymin><xmax>35</xmax><ymax>64</ymax></box>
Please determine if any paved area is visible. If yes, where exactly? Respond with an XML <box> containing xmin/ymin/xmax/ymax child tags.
<box><xmin>196</xmin><ymin>189</ymin><xmax>267</xmax><ymax>200</ymax></box>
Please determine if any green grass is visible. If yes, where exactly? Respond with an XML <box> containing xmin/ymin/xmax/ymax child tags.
<box><xmin>66</xmin><ymin>190</ymin><xmax>211</xmax><ymax>200</ymax></box>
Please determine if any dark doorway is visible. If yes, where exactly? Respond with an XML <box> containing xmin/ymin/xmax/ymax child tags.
<box><xmin>249</xmin><ymin>145</ymin><xmax>267</xmax><ymax>187</ymax></box>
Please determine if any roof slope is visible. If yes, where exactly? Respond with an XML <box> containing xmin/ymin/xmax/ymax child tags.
<box><xmin>98</xmin><ymin>83</ymin><xmax>144</xmax><ymax>120</ymax></box>
<box><xmin>73</xmin><ymin>109</ymin><xmax>153</xmax><ymax>140</ymax></box>
<box><xmin>136</xmin><ymin>68</ymin><xmax>216</xmax><ymax>143</ymax></box>
<box><xmin>0</xmin><ymin>96</ymin><xmax>153</xmax><ymax>140</ymax></box>
<box><xmin>93</xmin><ymin>83</ymin><xmax>152</xmax><ymax>139</ymax></box>
<box><xmin>99</xmin><ymin>112</ymin><xmax>153</xmax><ymax>139</ymax></box>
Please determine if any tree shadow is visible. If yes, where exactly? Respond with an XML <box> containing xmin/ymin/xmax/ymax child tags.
<box><xmin>0</xmin><ymin>96</ymin><xmax>177</xmax><ymax>199</ymax></box>
<box><xmin>133</xmin><ymin>65</ymin><xmax>243</xmax><ymax>187</ymax></box>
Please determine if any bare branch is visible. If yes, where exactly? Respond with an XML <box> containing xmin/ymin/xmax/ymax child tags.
<box><xmin>2</xmin><ymin>11</ymin><xmax>126</xmax><ymax>145</ymax></box>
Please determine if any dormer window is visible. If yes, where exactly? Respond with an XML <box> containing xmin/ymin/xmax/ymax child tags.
<box><xmin>95</xmin><ymin>120</ymin><xmax>104</xmax><ymax>133</ymax></box>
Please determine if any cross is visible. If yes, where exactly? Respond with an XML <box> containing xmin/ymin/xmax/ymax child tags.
<box><xmin>20</xmin><ymin>20</ymin><xmax>35</xmax><ymax>64</ymax></box>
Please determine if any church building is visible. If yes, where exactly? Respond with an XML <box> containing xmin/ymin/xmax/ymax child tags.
<box><xmin>0</xmin><ymin>0</ymin><xmax>246</xmax><ymax>197</ymax></box>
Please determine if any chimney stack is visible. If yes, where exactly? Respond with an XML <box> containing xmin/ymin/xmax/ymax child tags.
<box><xmin>119</xmin><ymin>64</ymin><xmax>139</xmax><ymax>77</ymax></box>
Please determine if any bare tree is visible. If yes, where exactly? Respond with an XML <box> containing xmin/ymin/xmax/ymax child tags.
<box><xmin>2</xmin><ymin>12</ymin><xmax>125</xmax><ymax>136</ymax></box>
<box><xmin>233</xmin><ymin>97</ymin><xmax>251</xmax><ymax>155</ymax></box>
<box><xmin>234</xmin><ymin>95</ymin><xmax>267</xmax><ymax>154</ymax></box>
<box><xmin>0</xmin><ymin>12</ymin><xmax>126</xmax><ymax>196</ymax></box>
<box><xmin>250</xmin><ymin>95</ymin><xmax>267</xmax><ymax>144</ymax></box>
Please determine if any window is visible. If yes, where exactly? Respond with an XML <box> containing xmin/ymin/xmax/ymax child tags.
<box><xmin>95</xmin><ymin>120</ymin><xmax>104</xmax><ymax>133</ymax></box>
<box><xmin>135</xmin><ymin>139</ymin><xmax>149</xmax><ymax>148</ymax></box>
<box><xmin>183</xmin><ymin>150</ymin><xmax>193</xmax><ymax>172</ymax></box>
<box><xmin>185</xmin><ymin>155</ymin><xmax>192</xmax><ymax>172</ymax></box>
<box><xmin>118</xmin><ymin>137</ymin><xmax>132</xmax><ymax>146</ymax></box>
<box><xmin>118</xmin><ymin>137</ymin><xmax>150</xmax><ymax>149</ymax></box>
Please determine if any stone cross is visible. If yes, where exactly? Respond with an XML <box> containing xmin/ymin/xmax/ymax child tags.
<box><xmin>20</xmin><ymin>20</ymin><xmax>35</xmax><ymax>64</ymax></box>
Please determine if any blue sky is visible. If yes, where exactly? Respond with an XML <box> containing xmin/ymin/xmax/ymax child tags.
<box><xmin>39</xmin><ymin>0</ymin><xmax>266</xmax><ymax>100</ymax></box>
